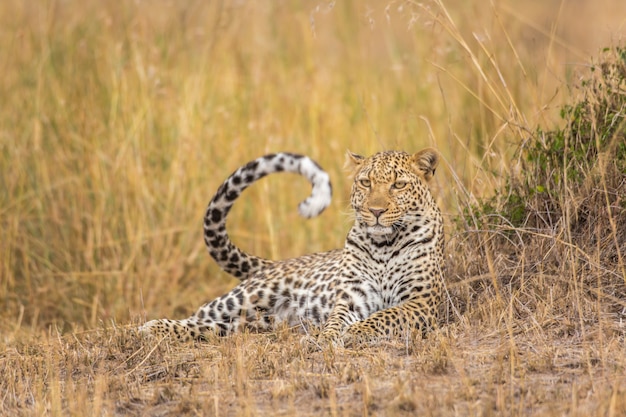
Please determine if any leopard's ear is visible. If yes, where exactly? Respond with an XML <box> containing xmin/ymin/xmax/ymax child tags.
<box><xmin>411</xmin><ymin>148</ymin><xmax>439</xmax><ymax>181</ymax></box>
<box><xmin>345</xmin><ymin>151</ymin><xmax>365</xmax><ymax>174</ymax></box>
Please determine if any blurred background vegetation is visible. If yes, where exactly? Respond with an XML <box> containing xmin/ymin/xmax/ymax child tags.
<box><xmin>1</xmin><ymin>0</ymin><xmax>624</xmax><ymax>336</ymax></box>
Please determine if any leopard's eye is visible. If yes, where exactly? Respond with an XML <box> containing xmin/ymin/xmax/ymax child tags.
<box><xmin>359</xmin><ymin>178</ymin><xmax>371</xmax><ymax>187</ymax></box>
<box><xmin>392</xmin><ymin>181</ymin><xmax>407</xmax><ymax>190</ymax></box>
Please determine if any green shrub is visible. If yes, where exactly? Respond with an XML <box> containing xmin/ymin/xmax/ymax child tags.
<box><xmin>467</xmin><ymin>46</ymin><xmax>626</xmax><ymax>232</ymax></box>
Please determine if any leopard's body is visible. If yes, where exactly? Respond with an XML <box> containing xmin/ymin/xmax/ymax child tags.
<box><xmin>140</xmin><ymin>149</ymin><xmax>444</xmax><ymax>344</ymax></box>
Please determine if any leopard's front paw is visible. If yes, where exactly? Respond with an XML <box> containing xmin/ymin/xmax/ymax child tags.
<box><xmin>319</xmin><ymin>329</ymin><xmax>345</xmax><ymax>348</ymax></box>
<box><xmin>342</xmin><ymin>324</ymin><xmax>380</xmax><ymax>347</ymax></box>
<box><xmin>300</xmin><ymin>330</ymin><xmax>343</xmax><ymax>352</ymax></box>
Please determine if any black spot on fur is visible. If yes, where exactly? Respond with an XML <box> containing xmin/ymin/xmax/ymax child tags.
<box><xmin>352</xmin><ymin>287</ymin><xmax>367</xmax><ymax>298</ymax></box>
<box><xmin>268</xmin><ymin>294</ymin><xmax>277</xmax><ymax>307</ymax></box>
<box><xmin>255</xmin><ymin>305</ymin><xmax>269</xmax><ymax>315</ymax></box>
<box><xmin>217</xmin><ymin>323</ymin><xmax>228</xmax><ymax>336</ymax></box>
<box><xmin>312</xmin><ymin>306</ymin><xmax>321</xmax><ymax>322</ymax></box>
<box><xmin>210</xmin><ymin>209</ymin><xmax>222</xmax><ymax>223</ymax></box>
<box><xmin>244</xmin><ymin>160</ymin><xmax>259</xmax><ymax>171</ymax></box>
<box><xmin>225</xmin><ymin>191</ymin><xmax>238</xmax><ymax>202</ymax></box>
<box><xmin>416</xmin><ymin>234</ymin><xmax>434</xmax><ymax>245</ymax></box>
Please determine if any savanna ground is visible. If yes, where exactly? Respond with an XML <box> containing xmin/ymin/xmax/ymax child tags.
<box><xmin>1</xmin><ymin>0</ymin><xmax>626</xmax><ymax>415</ymax></box>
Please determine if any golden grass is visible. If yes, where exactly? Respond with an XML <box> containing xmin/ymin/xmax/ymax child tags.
<box><xmin>2</xmin><ymin>325</ymin><xmax>625</xmax><ymax>415</ymax></box>
<box><xmin>1</xmin><ymin>0</ymin><xmax>625</xmax><ymax>415</ymax></box>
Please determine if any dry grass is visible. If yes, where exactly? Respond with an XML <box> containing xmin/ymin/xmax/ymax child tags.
<box><xmin>1</xmin><ymin>0</ymin><xmax>625</xmax><ymax>415</ymax></box>
<box><xmin>2</xmin><ymin>324</ymin><xmax>625</xmax><ymax>416</ymax></box>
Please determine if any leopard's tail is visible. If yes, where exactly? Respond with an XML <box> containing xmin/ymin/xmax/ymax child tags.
<box><xmin>203</xmin><ymin>153</ymin><xmax>332</xmax><ymax>280</ymax></box>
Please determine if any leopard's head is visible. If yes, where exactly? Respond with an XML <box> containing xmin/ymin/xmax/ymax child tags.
<box><xmin>348</xmin><ymin>148</ymin><xmax>439</xmax><ymax>236</ymax></box>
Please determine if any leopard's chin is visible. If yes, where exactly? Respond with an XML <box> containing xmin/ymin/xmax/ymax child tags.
<box><xmin>366</xmin><ymin>224</ymin><xmax>394</xmax><ymax>236</ymax></box>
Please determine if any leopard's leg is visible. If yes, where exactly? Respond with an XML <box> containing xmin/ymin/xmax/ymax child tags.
<box><xmin>320</xmin><ymin>296</ymin><xmax>438</xmax><ymax>344</ymax></box>
<box><xmin>139</xmin><ymin>317</ymin><xmax>212</xmax><ymax>342</ymax></box>
<box><xmin>316</xmin><ymin>287</ymin><xmax>370</xmax><ymax>344</ymax></box>
<box><xmin>343</xmin><ymin>298</ymin><xmax>438</xmax><ymax>343</ymax></box>
<box><xmin>140</xmin><ymin>279</ymin><xmax>280</xmax><ymax>341</ymax></box>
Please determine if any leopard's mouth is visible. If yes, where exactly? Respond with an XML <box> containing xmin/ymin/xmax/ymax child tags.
<box><xmin>357</xmin><ymin>212</ymin><xmax>396</xmax><ymax>235</ymax></box>
<box><xmin>366</xmin><ymin>224</ymin><xmax>394</xmax><ymax>236</ymax></box>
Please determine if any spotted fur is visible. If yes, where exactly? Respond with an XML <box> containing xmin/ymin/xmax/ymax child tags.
<box><xmin>140</xmin><ymin>149</ymin><xmax>444</xmax><ymax>344</ymax></box>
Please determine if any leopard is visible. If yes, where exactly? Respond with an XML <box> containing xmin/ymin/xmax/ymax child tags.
<box><xmin>140</xmin><ymin>148</ymin><xmax>444</xmax><ymax>345</ymax></box>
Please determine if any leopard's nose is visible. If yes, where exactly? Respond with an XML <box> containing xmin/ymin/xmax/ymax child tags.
<box><xmin>369</xmin><ymin>208</ymin><xmax>387</xmax><ymax>218</ymax></box>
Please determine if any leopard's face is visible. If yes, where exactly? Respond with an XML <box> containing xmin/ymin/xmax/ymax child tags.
<box><xmin>349</xmin><ymin>150</ymin><xmax>438</xmax><ymax>236</ymax></box>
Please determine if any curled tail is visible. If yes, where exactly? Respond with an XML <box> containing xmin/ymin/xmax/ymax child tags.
<box><xmin>203</xmin><ymin>153</ymin><xmax>332</xmax><ymax>279</ymax></box>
